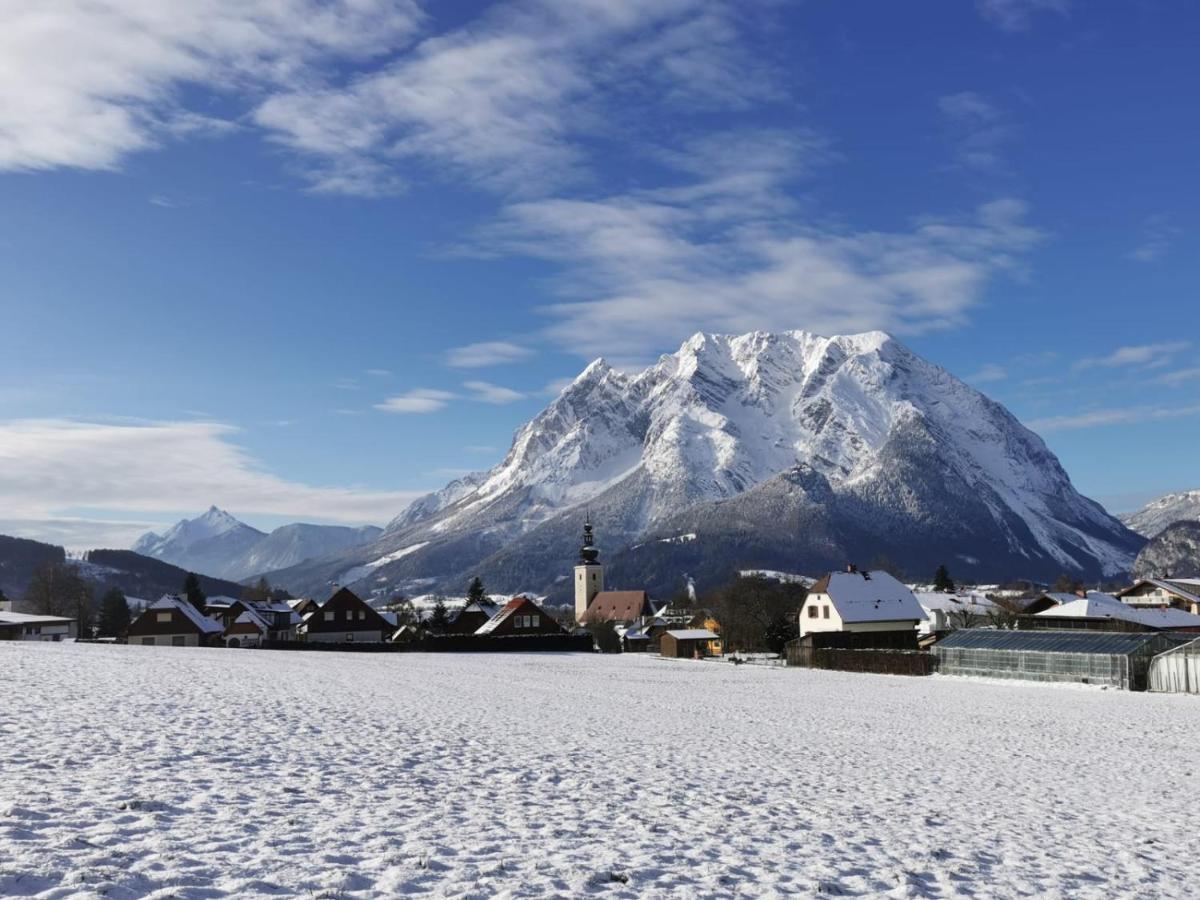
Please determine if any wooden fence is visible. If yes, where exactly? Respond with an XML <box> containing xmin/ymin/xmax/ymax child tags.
<box><xmin>786</xmin><ymin>641</ymin><xmax>937</xmax><ymax>676</ymax></box>
<box><xmin>262</xmin><ymin>633</ymin><xmax>593</xmax><ymax>653</ymax></box>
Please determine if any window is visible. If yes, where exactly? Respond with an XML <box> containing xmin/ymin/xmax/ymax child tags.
<box><xmin>346</xmin><ymin>633</ymin><xmax>354</xmax><ymax>642</ymax></box>
<box><xmin>324</xmin><ymin>611</ymin><xmax>334</xmax><ymax>622</ymax></box>
<box><xmin>171</xmin><ymin>635</ymin><xmax>186</xmax><ymax>647</ymax></box>
<box><xmin>823</xmin><ymin>606</ymin><xmax>830</xmax><ymax>619</ymax></box>
<box><xmin>531</xmin><ymin>615</ymin><xmax>540</xmax><ymax>627</ymax></box>
<box><xmin>156</xmin><ymin>611</ymin><xmax>172</xmax><ymax>623</ymax></box>
<box><xmin>808</xmin><ymin>606</ymin><xmax>819</xmax><ymax>618</ymax></box>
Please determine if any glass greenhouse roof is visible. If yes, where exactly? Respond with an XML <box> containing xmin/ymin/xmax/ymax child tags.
<box><xmin>935</xmin><ymin>629</ymin><xmax>1170</xmax><ymax>655</ymax></box>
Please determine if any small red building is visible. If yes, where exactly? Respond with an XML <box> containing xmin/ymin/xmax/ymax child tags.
<box><xmin>475</xmin><ymin>596</ymin><xmax>566</xmax><ymax>637</ymax></box>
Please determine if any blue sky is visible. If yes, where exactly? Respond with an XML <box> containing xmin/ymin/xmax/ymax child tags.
<box><xmin>1</xmin><ymin>0</ymin><xmax>1197</xmax><ymax>548</ymax></box>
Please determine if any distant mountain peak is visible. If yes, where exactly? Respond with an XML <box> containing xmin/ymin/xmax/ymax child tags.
<box><xmin>280</xmin><ymin>327</ymin><xmax>1141</xmax><ymax>602</ymax></box>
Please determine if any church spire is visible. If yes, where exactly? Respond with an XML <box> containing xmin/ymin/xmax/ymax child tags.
<box><xmin>579</xmin><ymin>513</ymin><xmax>600</xmax><ymax>565</ymax></box>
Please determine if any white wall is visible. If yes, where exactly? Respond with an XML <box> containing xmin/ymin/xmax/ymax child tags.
<box><xmin>134</xmin><ymin>634</ymin><xmax>200</xmax><ymax>647</ymax></box>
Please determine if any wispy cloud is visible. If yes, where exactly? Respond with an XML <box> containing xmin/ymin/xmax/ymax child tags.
<box><xmin>0</xmin><ymin>1</ymin><xmax>424</xmax><ymax>173</ymax></box>
<box><xmin>938</xmin><ymin>92</ymin><xmax>1012</xmax><ymax>173</ymax></box>
<box><xmin>375</xmin><ymin>389</ymin><xmax>457</xmax><ymax>414</ymax></box>
<box><xmin>254</xmin><ymin>0</ymin><xmax>778</xmax><ymax>196</ymax></box>
<box><xmin>445</xmin><ymin>341</ymin><xmax>532</xmax><ymax>368</ymax></box>
<box><xmin>1071</xmin><ymin>341</ymin><xmax>1190</xmax><ymax>372</ymax></box>
<box><xmin>481</xmin><ymin>132</ymin><xmax>1043</xmax><ymax>359</ymax></box>
<box><xmin>1158</xmin><ymin>367</ymin><xmax>1200</xmax><ymax>387</ymax></box>
<box><xmin>966</xmin><ymin>363</ymin><xmax>1008</xmax><ymax>384</ymax></box>
<box><xmin>1029</xmin><ymin>403</ymin><xmax>1200</xmax><ymax>433</ymax></box>
<box><xmin>1129</xmin><ymin>213</ymin><xmax>1180</xmax><ymax>263</ymax></box>
<box><xmin>0</xmin><ymin>418</ymin><xmax>419</xmax><ymax>549</ymax></box>
<box><xmin>365</xmin><ymin>368</ymin><xmax>393</xmax><ymax>377</ymax></box>
<box><xmin>976</xmin><ymin>0</ymin><xmax>1069</xmax><ymax>32</ymax></box>
<box><xmin>463</xmin><ymin>381</ymin><xmax>525</xmax><ymax>405</ymax></box>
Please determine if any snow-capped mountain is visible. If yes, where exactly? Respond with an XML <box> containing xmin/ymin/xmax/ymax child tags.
<box><xmin>1131</xmin><ymin>520</ymin><xmax>1200</xmax><ymax>579</ymax></box>
<box><xmin>1122</xmin><ymin>490</ymin><xmax>1200</xmax><ymax>538</ymax></box>
<box><xmin>133</xmin><ymin>508</ymin><xmax>380</xmax><ymax>581</ymax></box>
<box><xmin>267</xmin><ymin>330</ymin><xmax>1143</xmax><ymax>600</ymax></box>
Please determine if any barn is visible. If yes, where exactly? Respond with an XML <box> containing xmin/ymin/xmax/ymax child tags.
<box><xmin>660</xmin><ymin>629</ymin><xmax>720</xmax><ymax>659</ymax></box>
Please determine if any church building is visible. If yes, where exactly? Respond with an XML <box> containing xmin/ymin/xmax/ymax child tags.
<box><xmin>573</xmin><ymin>518</ymin><xmax>653</xmax><ymax>626</ymax></box>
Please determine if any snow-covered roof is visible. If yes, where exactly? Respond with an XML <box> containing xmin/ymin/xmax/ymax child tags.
<box><xmin>0</xmin><ymin>611</ymin><xmax>75</xmax><ymax>626</ymax></box>
<box><xmin>665</xmin><ymin>629</ymin><xmax>719</xmax><ymax>640</ymax></box>
<box><xmin>811</xmin><ymin>570</ymin><xmax>925</xmax><ymax>624</ymax></box>
<box><xmin>1036</xmin><ymin>593</ymin><xmax>1200</xmax><ymax>630</ymax></box>
<box><xmin>475</xmin><ymin>596</ymin><xmax>548</xmax><ymax>635</ymax></box>
<box><xmin>1120</xmin><ymin>579</ymin><xmax>1200</xmax><ymax>604</ymax></box>
<box><xmin>914</xmin><ymin>591</ymin><xmax>996</xmax><ymax>614</ymax></box>
<box><xmin>232</xmin><ymin>607</ymin><xmax>272</xmax><ymax>632</ymax></box>
<box><xmin>150</xmin><ymin>594</ymin><xmax>225</xmax><ymax>634</ymax></box>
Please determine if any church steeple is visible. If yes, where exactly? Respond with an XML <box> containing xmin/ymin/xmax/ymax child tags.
<box><xmin>579</xmin><ymin>514</ymin><xmax>600</xmax><ymax>565</ymax></box>
<box><xmin>574</xmin><ymin>514</ymin><xmax>604</xmax><ymax>621</ymax></box>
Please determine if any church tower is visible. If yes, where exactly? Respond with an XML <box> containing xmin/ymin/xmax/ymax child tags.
<box><xmin>574</xmin><ymin>516</ymin><xmax>604</xmax><ymax>621</ymax></box>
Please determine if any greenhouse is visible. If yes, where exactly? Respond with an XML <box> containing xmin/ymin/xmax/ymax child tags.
<box><xmin>933</xmin><ymin>629</ymin><xmax>1191</xmax><ymax>690</ymax></box>
<box><xmin>1148</xmin><ymin>638</ymin><xmax>1200</xmax><ymax>694</ymax></box>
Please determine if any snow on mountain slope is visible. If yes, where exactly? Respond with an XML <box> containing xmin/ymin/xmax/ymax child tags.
<box><xmin>269</xmin><ymin>330</ymin><xmax>1143</xmax><ymax>598</ymax></box>
<box><xmin>1123</xmin><ymin>490</ymin><xmax>1200</xmax><ymax>538</ymax></box>
<box><xmin>132</xmin><ymin>509</ymin><xmax>380</xmax><ymax>581</ymax></box>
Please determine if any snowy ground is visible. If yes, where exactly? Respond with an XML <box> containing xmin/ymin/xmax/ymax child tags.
<box><xmin>3</xmin><ymin>643</ymin><xmax>1198</xmax><ymax>898</ymax></box>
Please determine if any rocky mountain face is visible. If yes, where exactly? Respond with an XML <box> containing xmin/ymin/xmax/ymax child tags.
<box><xmin>1123</xmin><ymin>490</ymin><xmax>1200</xmax><ymax>538</ymax></box>
<box><xmin>266</xmin><ymin>330</ymin><xmax>1143</xmax><ymax>601</ymax></box>
<box><xmin>133</xmin><ymin>507</ymin><xmax>381</xmax><ymax>582</ymax></box>
<box><xmin>1131</xmin><ymin>521</ymin><xmax>1200</xmax><ymax>580</ymax></box>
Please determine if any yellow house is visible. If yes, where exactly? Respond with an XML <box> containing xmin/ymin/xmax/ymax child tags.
<box><xmin>689</xmin><ymin>612</ymin><xmax>723</xmax><ymax>656</ymax></box>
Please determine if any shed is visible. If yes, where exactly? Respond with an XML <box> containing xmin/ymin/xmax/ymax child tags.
<box><xmin>933</xmin><ymin>628</ymin><xmax>1190</xmax><ymax>690</ymax></box>
<box><xmin>1148</xmin><ymin>638</ymin><xmax>1200</xmax><ymax>694</ymax></box>
<box><xmin>661</xmin><ymin>629</ymin><xmax>719</xmax><ymax>659</ymax></box>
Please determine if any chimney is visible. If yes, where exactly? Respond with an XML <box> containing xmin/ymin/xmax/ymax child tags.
<box><xmin>846</xmin><ymin>563</ymin><xmax>857</xmax><ymax>574</ymax></box>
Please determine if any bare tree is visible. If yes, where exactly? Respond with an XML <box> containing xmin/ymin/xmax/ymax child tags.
<box><xmin>25</xmin><ymin>561</ymin><xmax>93</xmax><ymax>633</ymax></box>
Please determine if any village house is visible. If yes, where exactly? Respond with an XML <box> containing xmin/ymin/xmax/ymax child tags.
<box><xmin>1117</xmin><ymin>579</ymin><xmax>1200</xmax><ymax>615</ymax></box>
<box><xmin>798</xmin><ymin>567</ymin><xmax>926</xmax><ymax>639</ymax></box>
<box><xmin>298</xmin><ymin>587</ymin><xmax>392</xmax><ymax>643</ymax></box>
<box><xmin>0</xmin><ymin>610</ymin><xmax>77</xmax><ymax>641</ymax></box>
<box><xmin>127</xmin><ymin>594</ymin><xmax>225</xmax><ymax>647</ymax></box>
<box><xmin>1027</xmin><ymin>592</ymin><xmax>1200</xmax><ymax>632</ymax></box>
<box><xmin>915</xmin><ymin>591</ymin><xmax>996</xmax><ymax>635</ymax></box>
<box><xmin>444</xmin><ymin>598</ymin><xmax>499</xmax><ymax>635</ymax></box>
<box><xmin>208</xmin><ymin>597</ymin><xmax>300</xmax><ymax>644</ymax></box>
<box><xmin>475</xmin><ymin>595</ymin><xmax>566</xmax><ymax>637</ymax></box>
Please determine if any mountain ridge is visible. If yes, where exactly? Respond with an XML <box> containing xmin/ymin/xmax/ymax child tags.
<box><xmin>262</xmin><ymin>329</ymin><xmax>1143</xmax><ymax>600</ymax></box>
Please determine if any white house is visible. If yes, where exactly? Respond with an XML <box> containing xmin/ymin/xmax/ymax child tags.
<box><xmin>0</xmin><ymin>610</ymin><xmax>77</xmax><ymax>642</ymax></box>
<box><xmin>800</xmin><ymin>568</ymin><xmax>926</xmax><ymax>638</ymax></box>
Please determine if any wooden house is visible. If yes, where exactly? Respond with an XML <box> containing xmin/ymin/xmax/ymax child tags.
<box><xmin>445</xmin><ymin>599</ymin><xmax>499</xmax><ymax>635</ymax></box>
<box><xmin>475</xmin><ymin>596</ymin><xmax>566</xmax><ymax>637</ymax></box>
<box><xmin>1117</xmin><ymin>579</ymin><xmax>1200</xmax><ymax>615</ymax></box>
<box><xmin>127</xmin><ymin>594</ymin><xmax>224</xmax><ymax>647</ymax></box>
<box><xmin>298</xmin><ymin>587</ymin><xmax>392</xmax><ymax>643</ymax></box>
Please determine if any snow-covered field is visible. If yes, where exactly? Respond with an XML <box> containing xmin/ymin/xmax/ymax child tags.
<box><xmin>3</xmin><ymin>643</ymin><xmax>1198</xmax><ymax>898</ymax></box>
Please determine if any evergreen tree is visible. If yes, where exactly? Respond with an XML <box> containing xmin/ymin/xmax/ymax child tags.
<box><xmin>466</xmin><ymin>576</ymin><xmax>488</xmax><ymax>606</ymax></box>
<box><xmin>183</xmin><ymin>572</ymin><xmax>206</xmax><ymax>613</ymax></box>
<box><xmin>933</xmin><ymin>564</ymin><xmax>955</xmax><ymax>593</ymax></box>
<box><xmin>0</xmin><ymin>586</ymin><xmax>7</xmax><ymax>607</ymax></box>
<box><xmin>428</xmin><ymin>596</ymin><xmax>450</xmax><ymax>633</ymax></box>
<box><xmin>97</xmin><ymin>587</ymin><xmax>131</xmax><ymax>638</ymax></box>
<box><xmin>241</xmin><ymin>577</ymin><xmax>272</xmax><ymax>604</ymax></box>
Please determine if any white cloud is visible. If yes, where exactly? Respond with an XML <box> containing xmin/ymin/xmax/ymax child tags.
<box><xmin>1072</xmin><ymin>341</ymin><xmax>1190</xmax><ymax>372</ymax></box>
<box><xmin>1158</xmin><ymin>367</ymin><xmax>1200</xmax><ymax>387</ymax></box>
<box><xmin>938</xmin><ymin>92</ymin><xmax>1012</xmax><ymax>173</ymax></box>
<box><xmin>976</xmin><ymin>0</ymin><xmax>1069</xmax><ymax>32</ymax></box>
<box><xmin>481</xmin><ymin>142</ymin><xmax>1043</xmax><ymax>359</ymax></box>
<box><xmin>374</xmin><ymin>389</ymin><xmax>457</xmax><ymax>413</ymax></box>
<box><xmin>1028</xmin><ymin>403</ymin><xmax>1200</xmax><ymax>433</ymax></box>
<box><xmin>967</xmin><ymin>363</ymin><xmax>1008</xmax><ymax>384</ymax></box>
<box><xmin>365</xmin><ymin>368</ymin><xmax>393</xmax><ymax>377</ymax></box>
<box><xmin>253</xmin><ymin>0</ymin><xmax>778</xmax><ymax>195</ymax></box>
<box><xmin>445</xmin><ymin>341</ymin><xmax>533</xmax><ymax>368</ymax></box>
<box><xmin>0</xmin><ymin>418</ymin><xmax>420</xmax><ymax>549</ymax></box>
<box><xmin>463</xmin><ymin>381</ymin><xmax>525</xmax><ymax>405</ymax></box>
<box><xmin>0</xmin><ymin>1</ymin><xmax>424</xmax><ymax>173</ymax></box>
<box><xmin>1129</xmin><ymin>213</ymin><xmax>1179</xmax><ymax>263</ymax></box>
